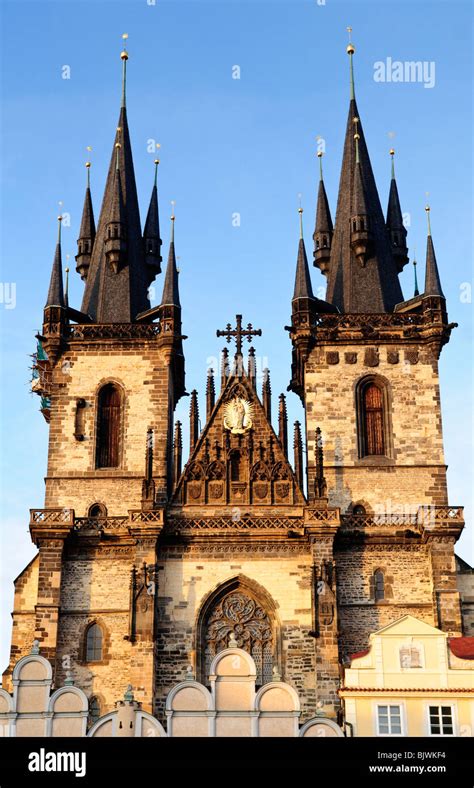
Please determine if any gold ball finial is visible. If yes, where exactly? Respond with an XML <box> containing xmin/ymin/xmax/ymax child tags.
<box><xmin>353</xmin><ymin>116</ymin><xmax>359</xmax><ymax>125</ymax></box>
<box><xmin>154</xmin><ymin>158</ymin><xmax>160</xmax><ymax>165</ymax></box>
<box><xmin>347</xmin><ymin>43</ymin><xmax>355</xmax><ymax>55</ymax></box>
<box><xmin>57</xmin><ymin>215</ymin><xmax>63</xmax><ymax>222</ymax></box>
<box><xmin>121</xmin><ymin>33</ymin><xmax>129</xmax><ymax>60</ymax></box>
<box><xmin>115</xmin><ymin>142</ymin><xmax>121</xmax><ymax>149</ymax></box>
<box><xmin>65</xmin><ymin>267</ymin><xmax>70</xmax><ymax>273</ymax></box>
<box><xmin>317</xmin><ymin>151</ymin><xmax>323</xmax><ymax>158</ymax></box>
<box><xmin>85</xmin><ymin>161</ymin><xmax>91</xmax><ymax>168</ymax></box>
<box><xmin>389</xmin><ymin>148</ymin><xmax>395</xmax><ymax>156</ymax></box>
<box><xmin>425</xmin><ymin>205</ymin><xmax>430</xmax><ymax>212</ymax></box>
<box><xmin>353</xmin><ymin>132</ymin><xmax>360</xmax><ymax>140</ymax></box>
<box><xmin>298</xmin><ymin>206</ymin><xmax>303</xmax><ymax>215</ymax></box>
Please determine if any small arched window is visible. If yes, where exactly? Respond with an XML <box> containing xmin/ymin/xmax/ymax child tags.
<box><xmin>88</xmin><ymin>503</ymin><xmax>107</xmax><ymax>518</ymax></box>
<box><xmin>353</xmin><ymin>504</ymin><xmax>366</xmax><ymax>516</ymax></box>
<box><xmin>362</xmin><ymin>383</ymin><xmax>385</xmax><ymax>456</ymax></box>
<box><xmin>374</xmin><ymin>569</ymin><xmax>385</xmax><ymax>602</ymax></box>
<box><xmin>85</xmin><ymin>623</ymin><xmax>103</xmax><ymax>662</ymax></box>
<box><xmin>88</xmin><ymin>696</ymin><xmax>101</xmax><ymax>727</ymax></box>
<box><xmin>96</xmin><ymin>384</ymin><xmax>122</xmax><ymax>468</ymax></box>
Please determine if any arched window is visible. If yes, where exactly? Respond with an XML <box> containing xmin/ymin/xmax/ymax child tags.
<box><xmin>96</xmin><ymin>384</ymin><xmax>122</xmax><ymax>468</ymax></box>
<box><xmin>88</xmin><ymin>503</ymin><xmax>107</xmax><ymax>518</ymax></box>
<box><xmin>85</xmin><ymin>623</ymin><xmax>103</xmax><ymax>662</ymax></box>
<box><xmin>356</xmin><ymin>376</ymin><xmax>391</xmax><ymax>459</ymax></box>
<box><xmin>88</xmin><ymin>696</ymin><xmax>101</xmax><ymax>727</ymax></box>
<box><xmin>353</xmin><ymin>504</ymin><xmax>366</xmax><ymax>516</ymax></box>
<box><xmin>374</xmin><ymin>569</ymin><xmax>385</xmax><ymax>602</ymax></box>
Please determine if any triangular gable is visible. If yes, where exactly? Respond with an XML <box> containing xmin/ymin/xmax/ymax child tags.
<box><xmin>173</xmin><ymin>372</ymin><xmax>305</xmax><ymax>507</ymax></box>
<box><xmin>369</xmin><ymin>615</ymin><xmax>444</xmax><ymax>638</ymax></box>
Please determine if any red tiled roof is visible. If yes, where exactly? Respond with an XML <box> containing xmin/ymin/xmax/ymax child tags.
<box><xmin>350</xmin><ymin>649</ymin><xmax>370</xmax><ymax>661</ymax></box>
<box><xmin>449</xmin><ymin>637</ymin><xmax>474</xmax><ymax>660</ymax></box>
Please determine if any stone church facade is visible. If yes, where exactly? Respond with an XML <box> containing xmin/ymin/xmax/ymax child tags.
<box><xmin>2</xmin><ymin>39</ymin><xmax>468</xmax><ymax>730</ymax></box>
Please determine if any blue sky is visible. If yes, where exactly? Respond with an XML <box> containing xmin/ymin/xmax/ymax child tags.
<box><xmin>0</xmin><ymin>0</ymin><xmax>472</xmax><ymax>670</ymax></box>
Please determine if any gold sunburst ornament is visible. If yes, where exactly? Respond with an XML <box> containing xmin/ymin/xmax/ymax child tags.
<box><xmin>223</xmin><ymin>398</ymin><xmax>254</xmax><ymax>434</ymax></box>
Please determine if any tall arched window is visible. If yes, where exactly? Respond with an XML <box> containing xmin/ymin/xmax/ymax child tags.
<box><xmin>363</xmin><ymin>383</ymin><xmax>384</xmax><ymax>455</ymax></box>
<box><xmin>96</xmin><ymin>384</ymin><xmax>122</xmax><ymax>468</ymax></box>
<box><xmin>374</xmin><ymin>569</ymin><xmax>385</xmax><ymax>602</ymax></box>
<box><xmin>85</xmin><ymin>623</ymin><xmax>103</xmax><ymax>662</ymax></box>
<box><xmin>356</xmin><ymin>377</ymin><xmax>392</xmax><ymax>459</ymax></box>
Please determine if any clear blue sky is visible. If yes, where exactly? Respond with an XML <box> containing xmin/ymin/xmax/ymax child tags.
<box><xmin>0</xmin><ymin>0</ymin><xmax>472</xmax><ymax>670</ymax></box>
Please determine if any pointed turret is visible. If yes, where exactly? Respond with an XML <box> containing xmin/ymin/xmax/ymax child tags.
<box><xmin>75</xmin><ymin>162</ymin><xmax>96</xmax><ymax>280</ymax></box>
<box><xmin>104</xmin><ymin>144</ymin><xmax>127</xmax><ymax>273</ymax></box>
<box><xmin>278</xmin><ymin>393</ymin><xmax>288</xmax><ymax>458</ymax></box>
<box><xmin>325</xmin><ymin>40</ymin><xmax>403</xmax><ymax>313</ymax></box>
<box><xmin>143</xmin><ymin>159</ymin><xmax>162</xmax><ymax>280</ymax></box>
<box><xmin>293</xmin><ymin>208</ymin><xmax>315</xmax><ymax>301</ymax></box>
<box><xmin>386</xmin><ymin>149</ymin><xmax>408</xmax><ymax>273</ymax></box>
<box><xmin>43</xmin><ymin>216</ymin><xmax>68</xmax><ymax>364</ymax></box>
<box><xmin>413</xmin><ymin>253</ymin><xmax>420</xmax><ymax>298</ymax></box>
<box><xmin>293</xmin><ymin>421</ymin><xmax>303</xmax><ymax>491</ymax></box>
<box><xmin>173</xmin><ymin>420</ymin><xmax>183</xmax><ymax>489</ymax></box>
<box><xmin>189</xmin><ymin>390</ymin><xmax>199</xmax><ymax>452</ymax></box>
<box><xmin>423</xmin><ymin>206</ymin><xmax>445</xmax><ymax>298</ymax></box>
<box><xmin>45</xmin><ymin>216</ymin><xmax>65</xmax><ymax>308</ymax></box>
<box><xmin>157</xmin><ymin>212</ymin><xmax>185</xmax><ymax>403</ymax></box>
<box><xmin>160</xmin><ymin>214</ymin><xmax>180</xmax><ymax>308</ymax></box>
<box><xmin>206</xmin><ymin>368</ymin><xmax>216</xmax><ymax>421</ymax></box>
<box><xmin>81</xmin><ymin>41</ymin><xmax>155</xmax><ymax>322</ymax></box>
<box><xmin>262</xmin><ymin>368</ymin><xmax>271</xmax><ymax>422</ymax></box>
<box><xmin>313</xmin><ymin>152</ymin><xmax>333</xmax><ymax>276</ymax></box>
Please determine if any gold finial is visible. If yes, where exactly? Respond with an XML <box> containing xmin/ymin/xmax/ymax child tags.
<box><xmin>317</xmin><ymin>150</ymin><xmax>324</xmax><ymax>180</ymax></box>
<box><xmin>346</xmin><ymin>26</ymin><xmax>355</xmax><ymax>55</ymax></box>
<box><xmin>390</xmin><ymin>148</ymin><xmax>396</xmax><ymax>178</ymax></box>
<box><xmin>170</xmin><ymin>201</ymin><xmax>176</xmax><ymax>243</ymax></box>
<box><xmin>153</xmin><ymin>158</ymin><xmax>159</xmax><ymax>187</ymax></box>
<box><xmin>298</xmin><ymin>204</ymin><xmax>304</xmax><ymax>240</ymax></box>
<box><xmin>121</xmin><ymin>33</ymin><xmax>129</xmax><ymax>60</ymax></box>
<box><xmin>353</xmin><ymin>117</ymin><xmax>360</xmax><ymax>164</ymax></box>
<box><xmin>57</xmin><ymin>213</ymin><xmax>63</xmax><ymax>243</ymax></box>
<box><xmin>425</xmin><ymin>204</ymin><xmax>432</xmax><ymax>236</ymax></box>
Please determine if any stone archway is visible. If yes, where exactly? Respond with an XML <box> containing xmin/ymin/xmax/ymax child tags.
<box><xmin>196</xmin><ymin>577</ymin><xmax>278</xmax><ymax>687</ymax></box>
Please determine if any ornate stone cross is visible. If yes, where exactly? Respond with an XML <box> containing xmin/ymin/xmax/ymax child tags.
<box><xmin>216</xmin><ymin>314</ymin><xmax>262</xmax><ymax>357</ymax></box>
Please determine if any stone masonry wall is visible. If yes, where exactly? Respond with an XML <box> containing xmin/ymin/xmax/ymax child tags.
<box><xmin>336</xmin><ymin>544</ymin><xmax>436</xmax><ymax>658</ymax></box>
<box><xmin>305</xmin><ymin>342</ymin><xmax>448</xmax><ymax>511</ymax></box>
<box><xmin>154</xmin><ymin>547</ymin><xmax>317</xmax><ymax>722</ymax></box>
<box><xmin>44</xmin><ymin>341</ymin><xmax>171</xmax><ymax>511</ymax></box>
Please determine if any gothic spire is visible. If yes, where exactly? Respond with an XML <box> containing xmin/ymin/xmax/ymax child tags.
<box><xmin>45</xmin><ymin>216</ymin><xmax>65</xmax><ymax>308</ymax></box>
<box><xmin>325</xmin><ymin>40</ymin><xmax>404</xmax><ymax>313</ymax></box>
<box><xmin>262</xmin><ymin>368</ymin><xmax>271</xmax><ymax>422</ymax></box>
<box><xmin>423</xmin><ymin>206</ymin><xmax>445</xmax><ymax>298</ymax></box>
<box><xmin>104</xmin><ymin>143</ymin><xmax>127</xmax><ymax>273</ymax></box>
<box><xmin>160</xmin><ymin>213</ymin><xmax>180</xmax><ymax>307</ymax></box>
<box><xmin>386</xmin><ymin>149</ymin><xmax>408</xmax><ymax>273</ymax></box>
<box><xmin>293</xmin><ymin>421</ymin><xmax>303</xmax><ymax>491</ymax></box>
<box><xmin>75</xmin><ymin>162</ymin><xmax>96</xmax><ymax>281</ymax></box>
<box><xmin>413</xmin><ymin>252</ymin><xmax>420</xmax><ymax>298</ymax></box>
<box><xmin>81</xmin><ymin>39</ymin><xmax>154</xmax><ymax>322</ymax></box>
<box><xmin>189</xmin><ymin>390</ymin><xmax>199</xmax><ymax>452</ymax></box>
<box><xmin>173</xmin><ymin>420</ymin><xmax>183</xmax><ymax>489</ymax></box>
<box><xmin>206</xmin><ymin>368</ymin><xmax>216</xmax><ymax>421</ymax></box>
<box><xmin>143</xmin><ymin>159</ymin><xmax>162</xmax><ymax>279</ymax></box>
<box><xmin>293</xmin><ymin>207</ymin><xmax>314</xmax><ymax>301</ymax></box>
<box><xmin>278</xmin><ymin>393</ymin><xmax>288</xmax><ymax>458</ymax></box>
<box><xmin>313</xmin><ymin>152</ymin><xmax>333</xmax><ymax>276</ymax></box>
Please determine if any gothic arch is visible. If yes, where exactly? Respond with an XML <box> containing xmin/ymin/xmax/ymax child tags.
<box><xmin>79</xmin><ymin>619</ymin><xmax>111</xmax><ymax>666</ymax></box>
<box><xmin>354</xmin><ymin>374</ymin><xmax>394</xmax><ymax>461</ymax></box>
<box><xmin>94</xmin><ymin>380</ymin><xmax>125</xmax><ymax>469</ymax></box>
<box><xmin>195</xmin><ymin>575</ymin><xmax>281</xmax><ymax>687</ymax></box>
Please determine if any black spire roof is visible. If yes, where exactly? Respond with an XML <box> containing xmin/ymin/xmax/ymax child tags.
<box><xmin>45</xmin><ymin>218</ymin><xmax>65</xmax><ymax>308</ymax></box>
<box><xmin>80</xmin><ymin>103</ymin><xmax>151</xmax><ymax>322</ymax></box>
<box><xmin>325</xmin><ymin>48</ymin><xmax>404</xmax><ymax>313</ymax></box>
<box><xmin>293</xmin><ymin>209</ymin><xmax>314</xmax><ymax>301</ymax></box>
<box><xmin>424</xmin><ymin>209</ymin><xmax>445</xmax><ymax>298</ymax></box>
<box><xmin>314</xmin><ymin>176</ymin><xmax>333</xmax><ymax>237</ymax></box>
<box><xmin>160</xmin><ymin>217</ymin><xmax>180</xmax><ymax>307</ymax></box>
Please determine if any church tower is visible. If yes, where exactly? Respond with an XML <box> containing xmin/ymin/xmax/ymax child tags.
<box><xmin>289</xmin><ymin>38</ymin><xmax>464</xmax><ymax>665</ymax></box>
<box><xmin>3</xmin><ymin>41</ymin><xmax>185</xmax><ymax>712</ymax></box>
